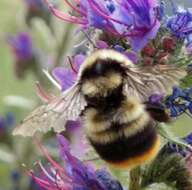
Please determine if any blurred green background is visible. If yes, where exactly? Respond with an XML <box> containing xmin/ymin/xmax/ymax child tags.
<box><xmin>0</xmin><ymin>1</ymin><xmax>35</xmax><ymax>115</ymax></box>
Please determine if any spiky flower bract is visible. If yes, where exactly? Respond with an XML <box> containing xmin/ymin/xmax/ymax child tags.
<box><xmin>141</xmin><ymin>133</ymin><xmax>192</xmax><ymax>190</ymax></box>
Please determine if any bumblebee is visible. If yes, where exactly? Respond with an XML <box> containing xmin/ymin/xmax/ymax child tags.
<box><xmin>13</xmin><ymin>49</ymin><xmax>186</xmax><ymax>168</ymax></box>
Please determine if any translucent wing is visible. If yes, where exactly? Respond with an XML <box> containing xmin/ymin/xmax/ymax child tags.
<box><xmin>124</xmin><ymin>65</ymin><xmax>187</xmax><ymax>102</ymax></box>
<box><xmin>12</xmin><ymin>83</ymin><xmax>87</xmax><ymax>136</ymax></box>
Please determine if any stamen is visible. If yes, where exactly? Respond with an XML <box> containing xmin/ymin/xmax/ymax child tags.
<box><xmin>35</xmin><ymin>82</ymin><xmax>54</xmax><ymax>103</ymax></box>
<box><xmin>34</xmin><ymin>137</ymin><xmax>66</xmax><ymax>174</ymax></box>
<box><xmin>38</xmin><ymin>161</ymin><xmax>56</xmax><ymax>182</ymax></box>
<box><xmin>43</xmin><ymin>0</ymin><xmax>87</xmax><ymax>24</ymax></box>
<box><xmin>54</xmin><ymin>170</ymin><xmax>64</xmax><ymax>190</ymax></box>
<box><xmin>63</xmin><ymin>0</ymin><xmax>87</xmax><ymax>16</ymax></box>
<box><xmin>28</xmin><ymin>171</ymin><xmax>52</xmax><ymax>187</ymax></box>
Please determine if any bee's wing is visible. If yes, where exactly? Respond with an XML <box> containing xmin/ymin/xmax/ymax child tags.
<box><xmin>12</xmin><ymin>83</ymin><xmax>87</xmax><ymax>136</ymax></box>
<box><xmin>124</xmin><ymin>65</ymin><xmax>186</xmax><ymax>101</ymax></box>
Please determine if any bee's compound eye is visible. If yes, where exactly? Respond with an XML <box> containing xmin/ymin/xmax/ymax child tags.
<box><xmin>94</xmin><ymin>62</ymin><xmax>106</xmax><ymax>76</ymax></box>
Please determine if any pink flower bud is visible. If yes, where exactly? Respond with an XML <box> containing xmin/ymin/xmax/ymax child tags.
<box><xmin>162</xmin><ymin>37</ymin><xmax>176</xmax><ymax>52</ymax></box>
<box><xmin>141</xmin><ymin>43</ymin><xmax>155</xmax><ymax>57</ymax></box>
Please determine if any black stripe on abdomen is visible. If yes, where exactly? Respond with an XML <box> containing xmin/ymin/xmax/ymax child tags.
<box><xmin>89</xmin><ymin>124</ymin><xmax>157</xmax><ymax>163</ymax></box>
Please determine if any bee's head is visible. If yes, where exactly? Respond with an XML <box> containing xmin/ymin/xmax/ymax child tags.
<box><xmin>79</xmin><ymin>50</ymin><xmax>132</xmax><ymax>98</ymax></box>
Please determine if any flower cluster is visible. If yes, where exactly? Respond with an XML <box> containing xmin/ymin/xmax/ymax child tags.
<box><xmin>161</xmin><ymin>133</ymin><xmax>192</xmax><ymax>176</ymax></box>
<box><xmin>31</xmin><ymin>135</ymin><xmax>123</xmax><ymax>190</ymax></box>
<box><xmin>141</xmin><ymin>132</ymin><xmax>192</xmax><ymax>189</ymax></box>
<box><xmin>166</xmin><ymin>87</ymin><xmax>192</xmax><ymax>117</ymax></box>
<box><xmin>141</xmin><ymin>36</ymin><xmax>177</xmax><ymax>65</ymax></box>
<box><xmin>166</xmin><ymin>5</ymin><xmax>192</xmax><ymax>44</ymax></box>
<box><xmin>45</xmin><ymin>0</ymin><xmax>160</xmax><ymax>51</ymax></box>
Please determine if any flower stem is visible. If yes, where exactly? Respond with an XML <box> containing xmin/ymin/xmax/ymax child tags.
<box><xmin>129</xmin><ymin>166</ymin><xmax>141</xmax><ymax>190</ymax></box>
<box><xmin>53</xmin><ymin>24</ymin><xmax>74</xmax><ymax>69</ymax></box>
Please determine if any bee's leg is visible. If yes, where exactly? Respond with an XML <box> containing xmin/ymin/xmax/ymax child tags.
<box><xmin>145</xmin><ymin>102</ymin><xmax>171</xmax><ymax>123</ymax></box>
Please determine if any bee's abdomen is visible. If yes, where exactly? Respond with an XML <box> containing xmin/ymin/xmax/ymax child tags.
<box><xmin>87</xmin><ymin>116</ymin><xmax>160</xmax><ymax>169</ymax></box>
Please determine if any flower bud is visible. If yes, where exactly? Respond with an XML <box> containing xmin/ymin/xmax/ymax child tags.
<box><xmin>162</xmin><ymin>36</ymin><xmax>176</xmax><ymax>52</ymax></box>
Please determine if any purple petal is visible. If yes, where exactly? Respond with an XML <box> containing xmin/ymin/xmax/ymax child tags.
<box><xmin>96</xmin><ymin>40</ymin><xmax>109</xmax><ymax>49</ymax></box>
<box><xmin>184</xmin><ymin>133</ymin><xmax>192</xmax><ymax>145</ymax></box>
<box><xmin>149</xmin><ymin>93</ymin><xmax>164</xmax><ymax>104</ymax></box>
<box><xmin>52</xmin><ymin>67</ymin><xmax>76</xmax><ymax>91</ymax></box>
<box><xmin>7</xmin><ymin>32</ymin><xmax>33</xmax><ymax>60</ymax></box>
<box><xmin>73</xmin><ymin>54</ymin><xmax>85</xmax><ymax>71</ymax></box>
<box><xmin>129</xmin><ymin>20</ymin><xmax>160</xmax><ymax>51</ymax></box>
<box><xmin>188</xmin><ymin>103</ymin><xmax>192</xmax><ymax>114</ymax></box>
<box><xmin>65</xmin><ymin>120</ymin><xmax>88</xmax><ymax>159</ymax></box>
<box><xmin>57</xmin><ymin>134</ymin><xmax>70</xmax><ymax>152</ymax></box>
<box><xmin>0</xmin><ymin>118</ymin><xmax>5</xmax><ymax>130</ymax></box>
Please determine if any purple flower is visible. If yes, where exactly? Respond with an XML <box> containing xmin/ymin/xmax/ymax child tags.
<box><xmin>163</xmin><ymin>133</ymin><xmax>192</xmax><ymax>160</ymax></box>
<box><xmin>31</xmin><ymin>135</ymin><xmax>123</xmax><ymax>190</ymax></box>
<box><xmin>24</xmin><ymin>0</ymin><xmax>50</xmax><ymax>16</ymax></box>
<box><xmin>149</xmin><ymin>94</ymin><xmax>164</xmax><ymax>104</ymax></box>
<box><xmin>24</xmin><ymin>0</ymin><xmax>52</xmax><ymax>30</ymax></box>
<box><xmin>96</xmin><ymin>40</ymin><xmax>110</xmax><ymax>49</ymax></box>
<box><xmin>166</xmin><ymin>5</ymin><xmax>192</xmax><ymax>42</ymax></box>
<box><xmin>160</xmin><ymin>133</ymin><xmax>192</xmax><ymax>176</ymax></box>
<box><xmin>7</xmin><ymin>32</ymin><xmax>37</xmax><ymax>79</ymax></box>
<box><xmin>7</xmin><ymin>33</ymin><xmax>33</xmax><ymax>61</ymax></box>
<box><xmin>6</xmin><ymin>112</ymin><xmax>15</xmax><ymax>128</ymax></box>
<box><xmin>0</xmin><ymin>117</ymin><xmax>5</xmax><ymax>135</ymax></box>
<box><xmin>165</xmin><ymin>87</ymin><xmax>192</xmax><ymax>117</ymax></box>
<box><xmin>95</xmin><ymin>170</ymin><xmax>123</xmax><ymax>190</ymax></box>
<box><xmin>45</xmin><ymin>0</ymin><xmax>160</xmax><ymax>51</ymax></box>
<box><xmin>11</xmin><ymin>170</ymin><xmax>21</xmax><ymax>183</ymax></box>
<box><xmin>0</xmin><ymin>113</ymin><xmax>15</xmax><ymax>135</ymax></box>
<box><xmin>154</xmin><ymin>0</ymin><xmax>165</xmax><ymax>21</ymax></box>
<box><xmin>10</xmin><ymin>170</ymin><xmax>21</xmax><ymax>190</ymax></box>
<box><xmin>25</xmin><ymin>0</ymin><xmax>48</xmax><ymax>10</ymax></box>
<box><xmin>52</xmin><ymin>54</ymin><xmax>85</xmax><ymax>91</ymax></box>
<box><xmin>66</xmin><ymin>120</ymin><xmax>88</xmax><ymax>158</ymax></box>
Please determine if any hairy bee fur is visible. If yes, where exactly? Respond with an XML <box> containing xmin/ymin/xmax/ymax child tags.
<box><xmin>80</xmin><ymin>50</ymin><xmax>161</xmax><ymax>169</ymax></box>
<box><xmin>13</xmin><ymin>49</ymin><xmax>185</xmax><ymax>168</ymax></box>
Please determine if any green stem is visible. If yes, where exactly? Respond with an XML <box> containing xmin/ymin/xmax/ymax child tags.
<box><xmin>129</xmin><ymin>166</ymin><xmax>141</xmax><ymax>190</ymax></box>
<box><xmin>157</xmin><ymin>123</ymin><xmax>192</xmax><ymax>151</ymax></box>
<box><xmin>53</xmin><ymin>24</ymin><xmax>74</xmax><ymax>69</ymax></box>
